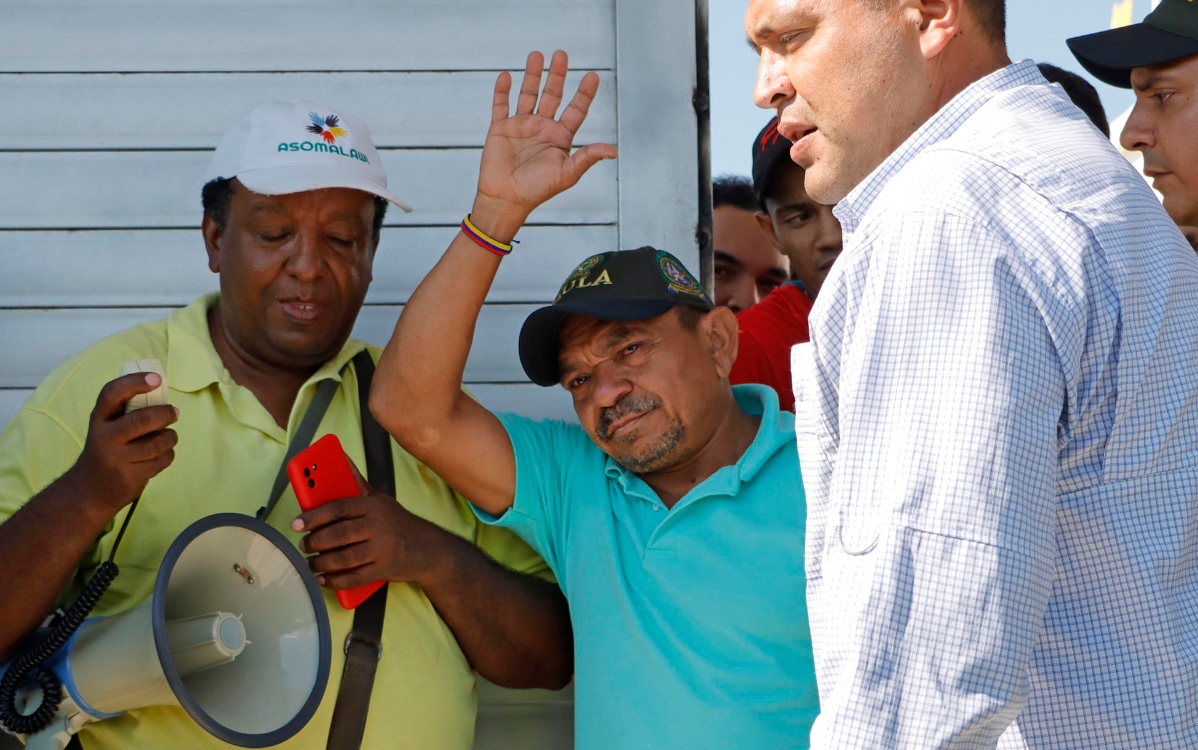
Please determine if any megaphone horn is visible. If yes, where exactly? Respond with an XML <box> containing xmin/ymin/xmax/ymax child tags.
<box><xmin>5</xmin><ymin>514</ymin><xmax>331</xmax><ymax>750</ymax></box>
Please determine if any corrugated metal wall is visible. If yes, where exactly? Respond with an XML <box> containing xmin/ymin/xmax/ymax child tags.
<box><xmin>0</xmin><ymin>1</ymin><xmax>636</xmax><ymax>429</ymax></box>
<box><xmin>0</xmin><ymin>1</ymin><xmax>703</xmax><ymax>746</ymax></box>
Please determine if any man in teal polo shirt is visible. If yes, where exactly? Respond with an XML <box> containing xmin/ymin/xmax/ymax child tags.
<box><xmin>370</xmin><ymin>50</ymin><xmax>819</xmax><ymax>748</ymax></box>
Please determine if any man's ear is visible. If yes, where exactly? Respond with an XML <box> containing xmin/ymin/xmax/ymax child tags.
<box><xmin>201</xmin><ymin>214</ymin><xmax>223</xmax><ymax>274</ymax></box>
<box><xmin>701</xmin><ymin>306</ymin><xmax>740</xmax><ymax>380</ymax></box>
<box><xmin>365</xmin><ymin>233</ymin><xmax>381</xmax><ymax>284</ymax></box>
<box><xmin>900</xmin><ymin>0</ymin><xmax>962</xmax><ymax>60</ymax></box>
<box><xmin>755</xmin><ymin>211</ymin><xmax>780</xmax><ymax>246</ymax></box>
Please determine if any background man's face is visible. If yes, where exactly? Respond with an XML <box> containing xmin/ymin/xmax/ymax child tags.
<box><xmin>204</xmin><ymin>182</ymin><xmax>378</xmax><ymax>370</ymax></box>
<box><xmin>747</xmin><ymin>0</ymin><xmax>927</xmax><ymax>204</ymax></box>
<box><xmin>557</xmin><ymin>308</ymin><xmax>732</xmax><ymax>474</ymax></box>
<box><xmin>1123</xmin><ymin>55</ymin><xmax>1198</xmax><ymax>227</ymax></box>
<box><xmin>761</xmin><ymin>160</ymin><xmax>842</xmax><ymax>297</ymax></box>
<box><xmin>713</xmin><ymin>205</ymin><xmax>790</xmax><ymax>312</ymax></box>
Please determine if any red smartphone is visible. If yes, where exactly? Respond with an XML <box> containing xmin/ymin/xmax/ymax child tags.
<box><xmin>287</xmin><ymin>434</ymin><xmax>385</xmax><ymax>609</ymax></box>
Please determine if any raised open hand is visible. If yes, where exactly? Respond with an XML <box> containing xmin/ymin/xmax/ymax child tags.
<box><xmin>474</xmin><ymin>50</ymin><xmax>618</xmax><ymax>226</ymax></box>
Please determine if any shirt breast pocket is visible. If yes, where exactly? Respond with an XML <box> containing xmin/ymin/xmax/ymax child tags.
<box><xmin>831</xmin><ymin>505</ymin><xmax>881</xmax><ymax>556</ymax></box>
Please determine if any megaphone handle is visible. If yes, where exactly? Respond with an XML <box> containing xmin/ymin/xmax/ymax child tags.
<box><xmin>0</xmin><ymin>497</ymin><xmax>142</xmax><ymax>736</ymax></box>
<box><xmin>22</xmin><ymin>713</ymin><xmax>75</xmax><ymax>750</ymax></box>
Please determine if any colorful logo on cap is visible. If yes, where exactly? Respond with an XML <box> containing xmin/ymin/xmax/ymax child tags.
<box><xmin>307</xmin><ymin>113</ymin><xmax>348</xmax><ymax>144</ymax></box>
<box><xmin>656</xmin><ymin>252</ymin><xmax>706</xmax><ymax>299</ymax></box>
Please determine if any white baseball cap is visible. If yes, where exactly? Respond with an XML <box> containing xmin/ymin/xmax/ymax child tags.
<box><xmin>205</xmin><ymin>100</ymin><xmax>412</xmax><ymax>212</ymax></box>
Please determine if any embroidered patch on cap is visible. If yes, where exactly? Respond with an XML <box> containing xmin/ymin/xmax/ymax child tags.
<box><xmin>556</xmin><ymin>254</ymin><xmax>609</xmax><ymax>301</ymax></box>
<box><xmin>656</xmin><ymin>251</ymin><xmax>705</xmax><ymax>297</ymax></box>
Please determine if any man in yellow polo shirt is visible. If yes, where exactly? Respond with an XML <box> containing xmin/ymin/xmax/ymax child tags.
<box><xmin>0</xmin><ymin>101</ymin><xmax>572</xmax><ymax>749</ymax></box>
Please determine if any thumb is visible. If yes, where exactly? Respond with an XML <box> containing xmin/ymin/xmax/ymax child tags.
<box><xmin>346</xmin><ymin>458</ymin><xmax>372</xmax><ymax>497</ymax></box>
<box><xmin>561</xmin><ymin>143</ymin><xmax>618</xmax><ymax>188</ymax></box>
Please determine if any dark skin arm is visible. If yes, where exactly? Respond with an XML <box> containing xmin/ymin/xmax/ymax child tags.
<box><xmin>0</xmin><ymin>373</ymin><xmax>178</xmax><ymax>660</ymax></box>
<box><xmin>293</xmin><ymin>462</ymin><xmax>573</xmax><ymax>690</ymax></box>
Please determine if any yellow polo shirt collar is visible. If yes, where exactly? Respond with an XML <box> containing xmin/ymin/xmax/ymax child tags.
<box><xmin>166</xmin><ymin>292</ymin><xmax>367</xmax><ymax>445</ymax></box>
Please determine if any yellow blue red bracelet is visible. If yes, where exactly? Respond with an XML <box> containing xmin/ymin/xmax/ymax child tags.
<box><xmin>461</xmin><ymin>215</ymin><xmax>518</xmax><ymax>257</ymax></box>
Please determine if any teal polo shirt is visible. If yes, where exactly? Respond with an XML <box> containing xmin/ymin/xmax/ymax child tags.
<box><xmin>478</xmin><ymin>385</ymin><xmax>818</xmax><ymax>749</ymax></box>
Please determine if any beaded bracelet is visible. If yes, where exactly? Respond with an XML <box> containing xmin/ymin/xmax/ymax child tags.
<box><xmin>461</xmin><ymin>214</ymin><xmax>518</xmax><ymax>257</ymax></box>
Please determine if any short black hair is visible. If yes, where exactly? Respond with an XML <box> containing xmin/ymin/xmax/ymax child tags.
<box><xmin>675</xmin><ymin>304</ymin><xmax>704</xmax><ymax>331</ymax></box>
<box><xmin>1037</xmin><ymin>62</ymin><xmax>1111</xmax><ymax>138</ymax></box>
<box><xmin>200</xmin><ymin>177</ymin><xmax>389</xmax><ymax>241</ymax></box>
<box><xmin>713</xmin><ymin>175</ymin><xmax>759</xmax><ymax>212</ymax></box>
<box><xmin>966</xmin><ymin>0</ymin><xmax>1005</xmax><ymax>46</ymax></box>
<box><xmin>763</xmin><ymin>160</ymin><xmax>804</xmax><ymax>211</ymax></box>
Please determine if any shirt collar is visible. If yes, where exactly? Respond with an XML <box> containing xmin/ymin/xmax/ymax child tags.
<box><xmin>834</xmin><ymin>59</ymin><xmax>1044</xmax><ymax>233</ymax></box>
<box><xmin>603</xmin><ymin>384</ymin><xmax>795</xmax><ymax>501</ymax></box>
<box><xmin>165</xmin><ymin>291</ymin><xmax>368</xmax><ymax>398</ymax></box>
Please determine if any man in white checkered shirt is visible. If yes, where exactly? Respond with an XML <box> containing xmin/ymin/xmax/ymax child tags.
<box><xmin>747</xmin><ymin>0</ymin><xmax>1198</xmax><ymax>748</ymax></box>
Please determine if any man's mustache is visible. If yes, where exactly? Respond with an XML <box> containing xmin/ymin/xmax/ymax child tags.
<box><xmin>597</xmin><ymin>394</ymin><xmax>661</xmax><ymax>441</ymax></box>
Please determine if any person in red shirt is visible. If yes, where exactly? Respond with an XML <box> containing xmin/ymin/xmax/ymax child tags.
<box><xmin>730</xmin><ymin>118</ymin><xmax>843</xmax><ymax>411</ymax></box>
<box><xmin>711</xmin><ymin>175</ymin><xmax>791</xmax><ymax>312</ymax></box>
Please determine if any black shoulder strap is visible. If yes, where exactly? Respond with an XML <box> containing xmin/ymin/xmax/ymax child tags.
<box><xmin>326</xmin><ymin>350</ymin><xmax>391</xmax><ymax>750</ymax></box>
<box><xmin>256</xmin><ymin>368</ymin><xmax>346</xmax><ymax>522</ymax></box>
<box><xmin>352</xmin><ymin>351</ymin><xmax>397</xmax><ymax>498</ymax></box>
<box><xmin>67</xmin><ymin>353</ymin><xmax>392</xmax><ymax>750</ymax></box>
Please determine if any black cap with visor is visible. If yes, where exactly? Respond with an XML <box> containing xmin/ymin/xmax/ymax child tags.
<box><xmin>751</xmin><ymin>118</ymin><xmax>796</xmax><ymax>211</ymax></box>
<box><xmin>1067</xmin><ymin>0</ymin><xmax>1198</xmax><ymax>89</ymax></box>
<box><xmin>518</xmin><ymin>247</ymin><xmax>714</xmax><ymax>387</ymax></box>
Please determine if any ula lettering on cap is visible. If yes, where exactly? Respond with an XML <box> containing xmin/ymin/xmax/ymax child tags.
<box><xmin>556</xmin><ymin>269</ymin><xmax>613</xmax><ymax>299</ymax></box>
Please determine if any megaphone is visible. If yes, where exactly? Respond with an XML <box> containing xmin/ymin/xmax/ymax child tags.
<box><xmin>4</xmin><ymin>513</ymin><xmax>331</xmax><ymax>749</ymax></box>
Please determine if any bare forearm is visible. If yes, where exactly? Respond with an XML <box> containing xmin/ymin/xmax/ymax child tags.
<box><xmin>0</xmin><ymin>372</ymin><xmax>176</xmax><ymax>659</ymax></box>
<box><xmin>419</xmin><ymin>530</ymin><xmax>573</xmax><ymax>690</ymax></box>
<box><xmin>370</xmin><ymin>201</ymin><xmax>526</xmax><ymax>512</ymax></box>
<box><xmin>0</xmin><ymin>470</ymin><xmax>114</xmax><ymax>659</ymax></box>
<box><xmin>373</xmin><ymin>202</ymin><xmax>525</xmax><ymax>443</ymax></box>
<box><xmin>296</xmin><ymin>477</ymin><xmax>568</xmax><ymax>685</ymax></box>
<box><xmin>370</xmin><ymin>53</ymin><xmax>613</xmax><ymax>514</ymax></box>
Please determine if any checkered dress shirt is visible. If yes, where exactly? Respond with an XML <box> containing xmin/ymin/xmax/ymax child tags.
<box><xmin>792</xmin><ymin>60</ymin><xmax>1198</xmax><ymax>749</ymax></box>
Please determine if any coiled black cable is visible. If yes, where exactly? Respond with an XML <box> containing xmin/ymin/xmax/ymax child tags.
<box><xmin>0</xmin><ymin>560</ymin><xmax>119</xmax><ymax>734</ymax></box>
<box><xmin>0</xmin><ymin>497</ymin><xmax>139</xmax><ymax>736</ymax></box>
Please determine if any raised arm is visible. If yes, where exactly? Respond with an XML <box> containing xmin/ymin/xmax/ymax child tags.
<box><xmin>370</xmin><ymin>50</ymin><xmax>616</xmax><ymax>515</ymax></box>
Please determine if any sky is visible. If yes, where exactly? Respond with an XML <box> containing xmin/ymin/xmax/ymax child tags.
<box><xmin>709</xmin><ymin>0</ymin><xmax>1156</xmax><ymax>177</ymax></box>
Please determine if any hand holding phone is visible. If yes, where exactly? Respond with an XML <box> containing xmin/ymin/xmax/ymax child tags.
<box><xmin>287</xmin><ymin>435</ymin><xmax>386</xmax><ymax>609</ymax></box>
